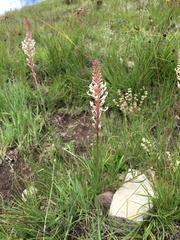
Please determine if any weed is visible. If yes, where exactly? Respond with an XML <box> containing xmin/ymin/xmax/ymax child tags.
<box><xmin>113</xmin><ymin>87</ymin><xmax>148</xmax><ymax>118</ymax></box>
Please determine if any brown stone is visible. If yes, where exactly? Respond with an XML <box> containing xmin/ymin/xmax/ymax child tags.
<box><xmin>97</xmin><ymin>191</ymin><xmax>114</xmax><ymax>209</ymax></box>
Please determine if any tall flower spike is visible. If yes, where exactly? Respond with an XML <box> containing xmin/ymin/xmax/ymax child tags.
<box><xmin>22</xmin><ymin>20</ymin><xmax>36</xmax><ymax>64</ymax></box>
<box><xmin>174</xmin><ymin>48</ymin><xmax>180</xmax><ymax>121</ymax></box>
<box><xmin>175</xmin><ymin>48</ymin><xmax>180</xmax><ymax>89</ymax></box>
<box><xmin>87</xmin><ymin>60</ymin><xmax>108</xmax><ymax>129</ymax></box>
<box><xmin>21</xmin><ymin>19</ymin><xmax>38</xmax><ymax>88</ymax></box>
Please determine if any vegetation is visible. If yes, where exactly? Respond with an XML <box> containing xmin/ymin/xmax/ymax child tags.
<box><xmin>0</xmin><ymin>0</ymin><xmax>179</xmax><ymax>239</ymax></box>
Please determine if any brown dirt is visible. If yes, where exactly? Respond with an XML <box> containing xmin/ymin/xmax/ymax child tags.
<box><xmin>0</xmin><ymin>110</ymin><xmax>94</xmax><ymax>206</ymax></box>
<box><xmin>52</xmin><ymin>109</ymin><xmax>94</xmax><ymax>153</ymax></box>
<box><xmin>0</xmin><ymin>147</ymin><xmax>35</xmax><ymax>207</ymax></box>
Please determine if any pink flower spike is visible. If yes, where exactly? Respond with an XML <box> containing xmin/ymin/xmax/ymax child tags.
<box><xmin>21</xmin><ymin>19</ymin><xmax>38</xmax><ymax>89</ymax></box>
<box><xmin>87</xmin><ymin>60</ymin><xmax>108</xmax><ymax>129</ymax></box>
<box><xmin>175</xmin><ymin>48</ymin><xmax>180</xmax><ymax>89</ymax></box>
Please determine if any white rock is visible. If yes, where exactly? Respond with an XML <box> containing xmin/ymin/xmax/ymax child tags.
<box><xmin>109</xmin><ymin>169</ymin><xmax>154</xmax><ymax>222</ymax></box>
<box><xmin>22</xmin><ymin>186</ymin><xmax>38</xmax><ymax>202</ymax></box>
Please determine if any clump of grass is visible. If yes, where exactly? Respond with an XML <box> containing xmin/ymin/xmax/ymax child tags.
<box><xmin>0</xmin><ymin>81</ymin><xmax>44</xmax><ymax>148</ymax></box>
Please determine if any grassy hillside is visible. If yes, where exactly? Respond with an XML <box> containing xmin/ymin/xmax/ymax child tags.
<box><xmin>0</xmin><ymin>0</ymin><xmax>179</xmax><ymax>239</ymax></box>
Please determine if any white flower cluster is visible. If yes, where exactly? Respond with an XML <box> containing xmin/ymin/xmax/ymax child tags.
<box><xmin>174</xmin><ymin>159</ymin><xmax>180</xmax><ymax>171</ymax></box>
<box><xmin>88</xmin><ymin>82</ymin><xmax>108</xmax><ymax>128</ymax></box>
<box><xmin>141</xmin><ymin>138</ymin><xmax>154</xmax><ymax>154</ymax></box>
<box><xmin>21</xmin><ymin>32</ymin><xmax>36</xmax><ymax>65</ymax></box>
<box><xmin>166</xmin><ymin>151</ymin><xmax>180</xmax><ymax>173</ymax></box>
<box><xmin>175</xmin><ymin>66</ymin><xmax>180</xmax><ymax>89</ymax></box>
<box><xmin>175</xmin><ymin>48</ymin><xmax>180</xmax><ymax>89</ymax></box>
<box><xmin>113</xmin><ymin>87</ymin><xmax>148</xmax><ymax>115</ymax></box>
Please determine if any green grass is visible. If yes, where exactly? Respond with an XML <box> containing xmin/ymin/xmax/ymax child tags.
<box><xmin>0</xmin><ymin>0</ymin><xmax>179</xmax><ymax>239</ymax></box>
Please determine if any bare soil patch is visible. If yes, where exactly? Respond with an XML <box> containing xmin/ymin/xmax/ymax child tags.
<box><xmin>0</xmin><ymin>110</ymin><xmax>94</xmax><ymax>206</ymax></box>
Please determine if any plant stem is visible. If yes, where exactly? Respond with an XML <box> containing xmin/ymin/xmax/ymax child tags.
<box><xmin>43</xmin><ymin>159</ymin><xmax>56</xmax><ymax>240</ymax></box>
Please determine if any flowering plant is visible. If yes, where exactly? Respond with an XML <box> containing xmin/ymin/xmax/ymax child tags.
<box><xmin>21</xmin><ymin>20</ymin><xmax>38</xmax><ymax>88</ymax></box>
<box><xmin>87</xmin><ymin>60</ymin><xmax>108</xmax><ymax>130</ymax></box>
<box><xmin>87</xmin><ymin>60</ymin><xmax>108</xmax><ymax>179</ymax></box>
<box><xmin>175</xmin><ymin>48</ymin><xmax>180</xmax><ymax>90</ymax></box>
<box><xmin>21</xmin><ymin>19</ymin><xmax>45</xmax><ymax>106</ymax></box>
<box><xmin>113</xmin><ymin>87</ymin><xmax>148</xmax><ymax>117</ymax></box>
<box><xmin>174</xmin><ymin>48</ymin><xmax>180</xmax><ymax>122</ymax></box>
